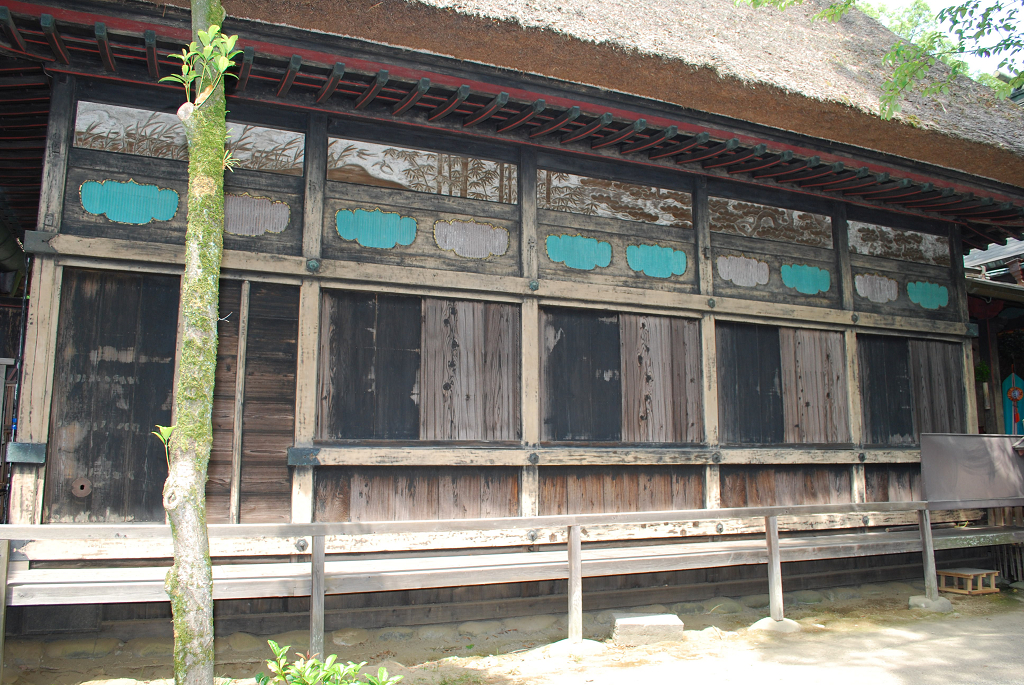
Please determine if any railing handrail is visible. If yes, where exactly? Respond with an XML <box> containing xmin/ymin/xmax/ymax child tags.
<box><xmin>1</xmin><ymin>498</ymin><xmax>1019</xmax><ymax>542</ymax></box>
<box><xmin>0</xmin><ymin>501</ymin><xmax>935</xmax><ymax>540</ymax></box>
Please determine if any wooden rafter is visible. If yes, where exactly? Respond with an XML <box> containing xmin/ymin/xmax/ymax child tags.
<box><xmin>0</xmin><ymin>7</ymin><xmax>26</xmax><ymax>53</ymax></box>
<box><xmin>644</xmin><ymin>130</ymin><xmax>704</xmax><ymax>159</ymax></box>
<box><xmin>808</xmin><ymin>168</ymin><xmax>870</xmax><ymax>190</ymax></box>
<box><xmin>590</xmin><ymin>119</ymin><xmax>646</xmax><ymax>149</ymax></box>
<box><xmin>529</xmin><ymin>106</ymin><xmax>581</xmax><ymax>138</ymax></box>
<box><xmin>143</xmin><ymin>30</ymin><xmax>158</xmax><ymax>79</ymax></box>
<box><xmin>822</xmin><ymin>172</ymin><xmax>886</xmax><ymax>193</ymax></box>
<box><xmin>236</xmin><ymin>46</ymin><xmax>254</xmax><ymax>92</ymax></box>
<box><xmin>727</xmin><ymin>150</ymin><xmax>792</xmax><ymax>174</ymax></box>
<box><xmin>463</xmin><ymin>91</ymin><xmax>508</xmax><ymax>127</ymax></box>
<box><xmin>40</xmin><ymin>15</ymin><xmax>69</xmax><ymax>65</ymax></box>
<box><xmin>315</xmin><ymin>62</ymin><xmax>345</xmax><ymax>104</ymax></box>
<box><xmin>427</xmin><ymin>84</ymin><xmax>469</xmax><ymax>121</ymax></box>
<box><xmin>276</xmin><ymin>55</ymin><xmax>302</xmax><ymax>97</ymax></box>
<box><xmin>354</xmin><ymin>69</ymin><xmax>388</xmax><ymax>110</ymax></box>
<box><xmin>751</xmin><ymin>157</ymin><xmax>816</xmax><ymax>179</ymax></box>
<box><xmin>392</xmin><ymin>77</ymin><xmax>430</xmax><ymax>115</ymax></box>
<box><xmin>703</xmin><ymin>144</ymin><xmax>766</xmax><ymax>169</ymax></box>
<box><xmin>496</xmin><ymin>99</ymin><xmax>545</xmax><ymax>133</ymax></box>
<box><xmin>776</xmin><ymin>162</ymin><xmax>843</xmax><ymax>184</ymax></box>
<box><xmin>94</xmin><ymin>23</ymin><xmax>115</xmax><ymax>73</ymax></box>
<box><xmin>560</xmin><ymin>112</ymin><xmax>612</xmax><ymax>144</ymax></box>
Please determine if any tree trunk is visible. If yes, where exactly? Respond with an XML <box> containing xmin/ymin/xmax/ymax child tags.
<box><xmin>163</xmin><ymin>1</ymin><xmax>225</xmax><ymax>684</ymax></box>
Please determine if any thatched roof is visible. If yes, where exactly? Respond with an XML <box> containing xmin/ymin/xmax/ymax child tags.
<box><xmin>199</xmin><ymin>0</ymin><xmax>1024</xmax><ymax>186</ymax></box>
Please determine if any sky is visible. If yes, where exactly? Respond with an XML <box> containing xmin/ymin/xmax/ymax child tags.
<box><xmin>870</xmin><ymin>0</ymin><xmax>1006</xmax><ymax>75</ymax></box>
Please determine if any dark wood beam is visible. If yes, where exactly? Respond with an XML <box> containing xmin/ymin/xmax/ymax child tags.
<box><xmin>529</xmin><ymin>106</ymin><xmax>581</xmax><ymax>138</ymax></box>
<box><xmin>561</xmin><ymin>112</ymin><xmax>612</xmax><ymax>144</ymax></box>
<box><xmin>959</xmin><ymin>223</ymin><xmax>993</xmax><ymax>249</ymax></box>
<box><xmin>95</xmin><ymin>23</ymin><xmax>116</xmax><ymax>73</ymax></box>
<box><xmin>392</xmin><ymin>77</ymin><xmax>430</xmax><ymax>115</ymax></box>
<box><xmin>590</xmin><ymin>119</ymin><xmax>646</xmax><ymax>149</ymax></box>
<box><xmin>674</xmin><ymin>138</ymin><xmax>739</xmax><ymax>165</ymax></box>
<box><xmin>902</xmin><ymin>191</ymin><xmax>968</xmax><ymax>209</ymax></box>
<box><xmin>496</xmin><ymin>99</ymin><xmax>545</xmax><ymax>133</ymax></box>
<box><xmin>315</xmin><ymin>62</ymin><xmax>345</xmax><ymax>104</ymax></box>
<box><xmin>427</xmin><ymin>84</ymin><xmax>470</xmax><ymax>121</ymax></box>
<box><xmin>276</xmin><ymin>55</ymin><xmax>302</xmax><ymax>97</ymax></box>
<box><xmin>887</xmin><ymin>187</ymin><xmax>952</xmax><ymax>206</ymax></box>
<box><xmin>0</xmin><ymin>8</ymin><xmax>26</xmax><ymax>53</ymax></box>
<box><xmin>941</xmin><ymin>200</ymin><xmax>1005</xmax><ymax>217</ymax></box>
<box><xmin>727</xmin><ymin>150</ymin><xmax>792</xmax><ymax>174</ymax></box>
<box><xmin>354</xmin><ymin>70</ymin><xmax>389</xmax><ymax>110</ymax></box>
<box><xmin>236</xmin><ymin>46</ymin><xmax>254</xmax><ymax>92</ymax></box>
<box><xmin>703</xmin><ymin>143</ymin><xmax>766</xmax><ymax>169</ymax></box>
<box><xmin>877</xmin><ymin>184</ymin><xmax>936</xmax><ymax>203</ymax></box>
<box><xmin>751</xmin><ymin>157</ymin><xmax>816</xmax><ymax>179</ymax></box>
<box><xmin>143</xmin><ymin>30</ymin><xmax>158</xmax><ymax>79</ymax></box>
<box><xmin>463</xmin><ymin>91</ymin><xmax>507</xmax><ymax>127</ymax></box>
<box><xmin>857</xmin><ymin>179</ymin><xmax>914</xmax><ymax>198</ymax></box>
<box><xmin>775</xmin><ymin>161</ymin><xmax>843</xmax><ymax>184</ymax></box>
<box><xmin>40</xmin><ymin>15</ymin><xmax>69</xmax><ymax>65</ymax></box>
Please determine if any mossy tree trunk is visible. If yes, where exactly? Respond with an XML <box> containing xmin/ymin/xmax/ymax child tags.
<box><xmin>163</xmin><ymin>1</ymin><xmax>226</xmax><ymax>683</ymax></box>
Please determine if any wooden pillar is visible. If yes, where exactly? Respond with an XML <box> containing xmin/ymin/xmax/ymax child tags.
<box><xmin>302</xmin><ymin>113</ymin><xmax>327</xmax><ymax>261</ymax></box>
<box><xmin>309</xmin><ymin>534</ymin><xmax>325</xmax><ymax>658</ymax></box>
<box><xmin>0</xmin><ymin>540</ymin><xmax>8</xmax><ymax>685</ymax></box>
<box><xmin>844</xmin><ymin>329</ymin><xmax>866</xmax><ymax>503</ymax></box>
<box><xmin>694</xmin><ymin>177</ymin><xmax>713</xmax><ymax>297</ymax></box>
<box><xmin>10</xmin><ymin>75</ymin><xmax>75</xmax><ymax>525</ymax></box>
<box><xmin>291</xmin><ymin>279</ymin><xmax>320</xmax><ymax>523</ymax></box>
<box><xmin>229</xmin><ymin>281</ymin><xmax>251</xmax><ymax>524</ymax></box>
<box><xmin>765</xmin><ymin>515</ymin><xmax>784</xmax><ymax>621</ymax></box>
<box><xmin>567</xmin><ymin>524</ymin><xmax>583</xmax><ymax>642</ymax></box>
<box><xmin>918</xmin><ymin>509</ymin><xmax>939</xmax><ymax>601</ymax></box>
<box><xmin>519</xmin><ymin>148</ymin><xmax>541</xmax><ymax>518</ymax></box>
<box><xmin>701</xmin><ymin>314</ymin><xmax>721</xmax><ymax>509</ymax></box>
<box><xmin>963</xmin><ymin>340</ymin><xmax>979</xmax><ymax>434</ymax></box>
<box><xmin>851</xmin><ymin>464</ymin><xmax>866</xmax><ymax>504</ymax></box>
<box><xmin>833</xmin><ymin>203</ymin><xmax>854</xmax><ymax>312</ymax></box>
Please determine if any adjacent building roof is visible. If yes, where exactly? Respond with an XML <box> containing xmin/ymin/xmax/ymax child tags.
<box><xmin>208</xmin><ymin>0</ymin><xmax>1024</xmax><ymax>187</ymax></box>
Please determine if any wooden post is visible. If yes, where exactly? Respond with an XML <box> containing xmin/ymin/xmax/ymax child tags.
<box><xmin>520</xmin><ymin>465</ymin><xmax>539</xmax><ymax>517</ymax></box>
<box><xmin>520</xmin><ymin>154</ymin><xmax>541</xmax><ymax>520</ymax></box>
<box><xmin>0</xmin><ymin>540</ymin><xmax>8</xmax><ymax>685</ymax></box>
<box><xmin>567</xmin><ymin>524</ymin><xmax>583</xmax><ymax>642</ymax></box>
<box><xmin>962</xmin><ymin>340</ymin><xmax>979</xmax><ymax>434</ymax></box>
<box><xmin>229</xmin><ymin>281</ymin><xmax>251</xmax><ymax>524</ymax></box>
<box><xmin>851</xmin><ymin>464</ymin><xmax>866</xmax><ymax>504</ymax></box>
<box><xmin>309</xmin><ymin>534</ymin><xmax>325</xmax><ymax>658</ymax></box>
<box><xmin>303</xmin><ymin>113</ymin><xmax>327</xmax><ymax>261</ymax></box>
<box><xmin>765</xmin><ymin>515</ymin><xmax>784</xmax><ymax>621</ymax></box>
<box><xmin>292</xmin><ymin>279</ymin><xmax>320</xmax><ymax>523</ymax></box>
<box><xmin>833</xmin><ymin>204</ymin><xmax>854</xmax><ymax>311</ymax></box>
<box><xmin>701</xmin><ymin>314</ymin><xmax>719</xmax><ymax>450</ymax></box>
<box><xmin>694</xmin><ymin>177</ymin><xmax>713</xmax><ymax>296</ymax></box>
<box><xmin>704</xmin><ymin>465</ymin><xmax>721</xmax><ymax>509</ymax></box>
<box><xmin>919</xmin><ymin>509</ymin><xmax>939</xmax><ymax>601</ymax></box>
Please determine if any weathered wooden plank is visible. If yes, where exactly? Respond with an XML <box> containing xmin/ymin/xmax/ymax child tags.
<box><xmin>292</xmin><ymin>279</ymin><xmax>320</xmax><ymax>524</ymax></box>
<box><xmin>833</xmin><ymin>204</ymin><xmax>854</xmax><ymax>311</ymax></box>
<box><xmin>522</xmin><ymin>299</ymin><xmax>541</xmax><ymax>445</ymax></box>
<box><xmin>38</xmin><ymin>75</ymin><xmax>75</xmax><ymax>234</ymax></box>
<box><xmin>230</xmin><ymin>281</ymin><xmax>250</xmax><ymax>524</ymax></box>
<box><xmin>421</xmin><ymin>299</ymin><xmax>485</xmax><ymax>440</ymax></box>
<box><xmin>908</xmin><ymin>338</ymin><xmax>966</xmax><ymax>435</ymax></box>
<box><xmin>241</xmin><ymin>283</ymin><xmax>299</xmax><ymax>523</ymax></box>
<box><xmin>721</xmin><ymin>465</ymin><xmax>852</xmax><ymax>508</ymax></box>
<box><xmin>671</xmin><ymin>317</ymin><xmax>704</xmax><ymax>443</ymax></box>
<box><xmin>717</xmin><ymin>322</ymin><xmax>784</xmax><ymax>445</ymax></box>
<box><xmin>780</xmin><ymin>328</ymin><xmax>851</xmax><ymax>444</ymax></box>
<box><xmin>313</xmin><ymin>467</ymin><xmax>351</xmax><ymax>522</ymax></box>
<box><xmin>620</xmin><ymin>314</ymin><xmax>673</xmax><ymax>442</ymax></box>
<box><xmin>541</xmin><ymin>308</ymin><xmax>621</xmax><ymax>441</ymax></box>
<box><xmin>859</xmin><ymin>335</ymin><xmax>916</xmax><ymax>446</ymax></box>
<box><xmin>694</xmin><ymin>176</ymin><xmax>713</xmax><ymax>295</ymax></box>
<box><xmin>701</xmin><ymin>315</ymin><xmax>719</xmax><ymax>446</ymax></box>
<box><xmin>10</xmin><ymin>258</ymin><xmax>62</xmax><ymax>524</ymax></box>
<box><xmin>44</xmin><ymin>269</ymin><xmax>177</xmax><ymax>523</ymax></box>
<box><xmin>520</xmin><ymin>148</ymin><xmax>539</xmax><ymax>281</ymax></box>
<box><xmin>207</xmin><ymin>280</ymin><xmax>242</xmax><ymax>524</ymax></box>
<box><xmin>297</xmin><ymin>445</ymin><xmax>922</xmax><ymax>466</ymax></box>
<box><xmin>484</xmin><ymin>302</ymin><xmax>521</xmax><ymax>440</ymax></box>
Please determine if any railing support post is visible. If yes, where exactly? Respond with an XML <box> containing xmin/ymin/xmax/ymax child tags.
<box><xmin>0</xmin><ymin>540</ymin><xmax>9</xmax><ymax>685</ymax></box>
<box><xmin>765</xmin><ymin>515</ymin><xmax>784</xmax><ymax>621</ymax></box>
<box><xmin>310</xmin><ymin>534</ymin><xmax>325</xmax><ymax>658</ymax></box>
<box><xmin>567</xmin><ymin>524</ymin><xmax>582</xmax><ymax>643</ymax></box>
<box><xmin>918</xmin><ymin>509</ymin><xmax>939</xmax><ymax>602</ymax></box>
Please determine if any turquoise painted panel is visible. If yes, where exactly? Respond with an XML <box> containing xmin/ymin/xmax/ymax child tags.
<box><xmin>780</xmin><ymin>264</ymin><xmax>831</xmax><ymax>295</ymax></box>
<box><xmin>545</xmin><ymin>234</ymin><xmax>612</xmax><ymax>270</ymax></box>
<box><xmin>80</xmin><ymin>179</ymin><xmax>178</xmax><ymax>225</ymax></box>
<box><xmin>336</xmin><ymin>207</ymin><xmax>417</xmax><ymax>248</ymax></box>
<box><xmin>1003</xmin><ymin>373</ymin><xmax>1024</xmax><ymax>435</ymax></box>
<box><xmin>906</xmin><ymin>281</ymin><xmax>948</xmax><ymax>310</ymax></box>
<box><xmin>625</xmin><ymin>244</ymin><xmax>687</xmax><ymax>279</ymax></box>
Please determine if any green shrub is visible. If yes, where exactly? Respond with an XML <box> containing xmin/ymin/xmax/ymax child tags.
<box><xmin>256</xmin><ymin>640</ymin><xmax>403</xmax><ymax>685</ymax></box>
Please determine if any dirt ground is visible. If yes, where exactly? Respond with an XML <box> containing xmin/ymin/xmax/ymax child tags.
<box><xmin>11</xmin><ymin>585</ymin><xmax>1024</xmax><ymax>685</ymax></box>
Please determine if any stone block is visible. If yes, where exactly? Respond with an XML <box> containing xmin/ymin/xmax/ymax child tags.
<box><xmin>702</xmin><ymin>597</ymin><xmax>745</xmax><ymax>614</ymax></box>
<box><xmin>228</xmin><ymin>632</ymin><xmax>267</xmax><ymax>653</ymax></box>
<box><xmin>790</xmin><ymin>590</ymin><xmax>825</xmax><ymax>604</ymax></box>
<box><xmin>909</xmin><ymin>595</ymin><xmax>953</xmax><ymax>612</ymax></box>
<box><xmin>738</xmin><ymin>594</ymin><xmax>770</xmax><ymax>609</ymax></box>
<box><xmin>128</xmin><ymin>637</ymin><xmax>174</xmax><ymax>657</ymax></box>
<box><xmin>44</xmin><ymin>638</ymin><xmax>121</xmax><ymax>659</ymax></box>
<box><xmin>269</xmin><ymin>630</ymin><xmax>310</xmax><ymax>654</ymax></box>
<box><xmin>458</xmin><ymin>620</ymin><xmax>503</xmax><ymax>637</ymax></box>
<box><xmin>670</xmin><ymin>601</ymin><xmax>704</xmax><ymax>615</ymax></box>
<box><xmin>503</xmin><ymin>614</ymin><xmax>558</xmax><ymax>634</ymax></box>
<box><xmin>612</xmin><ymin>613</ymin><xmax>685</xmax><ymax>646</ymax></box>
<box><xmin>415</xmin><ymin>625</ymin><xmax>459</xmax><ymax>642</ymax></box>
<box><xmin>749</xmin><ymin>617</ymin><xmax>801</xmax><ymax>633</ymax></box>
<box><xmin>332</xmin><ymin>628</ymin><xmax>370</xmax><ymax>646</ymax></box>
<box><xmin>377</xmin><ymin>627</ymin><xmax>415</xmax><ymax>642</ymax></box>
<box><xmin>4</xmin><ymin>639</ymin><xmax>43</xmax><ymax>664</ymax></box>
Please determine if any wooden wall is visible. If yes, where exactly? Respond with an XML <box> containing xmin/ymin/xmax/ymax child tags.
<box><xmin>44</xmin><ymin>268</ymin><xmax>178</xmax><ymax>523</ymax></box>
<box><xmin>538</xmin><ymin>465</ymin><xmax>704</xmax><ymax>515</ymax></box>
<box><xmin>206</xmin><ymin>281</ymin><xmax>242</xmax><ymax>524</ymax></box>
<box><xmin>865</xmin><ymin>464</ymin><xmax>922</xmax><ymax>502</ymax></box>
<box><xmin>239</xmin><ymin>283</ymin><xmax>299</xmax><ymax>523</ymax></box>
<box><xmin>314</xmin><ymin>466</ymin><xmax>520</xmax><ymax>521</ymax></box>
<box><xmin>720</xmin><ymin>465</ymin><xmax>852</xmax><ymax>507</ymax></box>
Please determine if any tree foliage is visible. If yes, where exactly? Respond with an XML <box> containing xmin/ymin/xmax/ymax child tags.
<box><xmin>742</xmin><ymin>0</ymin><xmax>1023</xmax><ymax>118</ymax></box>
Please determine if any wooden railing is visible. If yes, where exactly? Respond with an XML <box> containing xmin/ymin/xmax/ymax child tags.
<box><xmin>0</xmin><ymin>497</ymin><xmax>1022</xmax><ymax>668</ymax></box>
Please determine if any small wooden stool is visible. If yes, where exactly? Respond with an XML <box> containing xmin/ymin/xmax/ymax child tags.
<box><xmin>936</xmin><ymin>568</ymin><xmax>1001</xmax><ymax>595</ymax></box>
